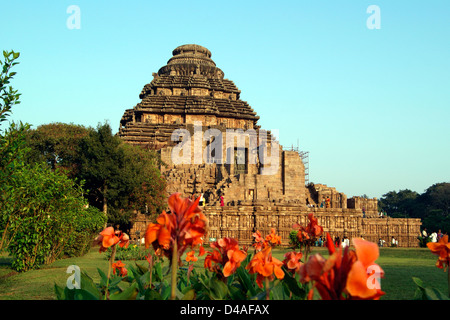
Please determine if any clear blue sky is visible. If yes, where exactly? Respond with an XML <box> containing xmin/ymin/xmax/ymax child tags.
<box><xmin>2</xmin><ymin>0</ymin><xmax>449</xmax><ymax>199</ymax></box>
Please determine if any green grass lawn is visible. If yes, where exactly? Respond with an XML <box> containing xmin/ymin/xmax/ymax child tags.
<box><xmin>0</xmin><ymin>246</ymin><xmax>447</xmax><ymax>300</ymax></box>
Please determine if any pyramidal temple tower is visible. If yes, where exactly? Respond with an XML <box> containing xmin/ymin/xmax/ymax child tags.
<box><xmin>119</xmin><ymin>44</ymin><xmax>421</xmax><ymax>247</ymax></box>
<box><xmin>119</xmin><ymin>44</ymin><xmax>260</xmax><ymax>148</ymax></box>
<box><xmin>119</xmin><ymin>44</ymin><xmax>306</xmax><ymax>206</ymax></box>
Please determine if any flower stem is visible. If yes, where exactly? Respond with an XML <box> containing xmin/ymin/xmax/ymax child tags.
<box><xmin>265</xmin><ymin>277</ymin><xmax>270</xmax><ymax>300</ymax></box>
<box><xmin>170</xmin><ymin>241</ymin><xmax>178</xmax><ymax>300</ymax></box>
<box><xmin>105</xmin><ymin>245</ymin><xmax>116</xmax><ymax>300</ymax></box>
<box><xmin>148</xmin><ymin>253</ymin><xmax>153</xmax><ymax>290</ymax></box>
<box><xmin>447</xmin><ymin>267</ymin><xmax>450</xmax><ymax>298</ymax></box>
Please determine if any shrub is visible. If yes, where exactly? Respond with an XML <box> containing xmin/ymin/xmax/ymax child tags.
<box><xmin>63</xmin><ymin>206</ymin><xmax>106</xmax><ymax>258</ymax></box>
<box><xmin>289</xmin><ymin>230</ymin><xmax>301</xmax><ymax>249</ymax></box>
<box><xmin>4</xmin><ymin>164</ymin><xmax>106</xmax><ymax>271</ymax></box>
<box><xmin>104</xmin><ymin>244</ymin><xmax>148</xmax><ymax>261</ymax></box>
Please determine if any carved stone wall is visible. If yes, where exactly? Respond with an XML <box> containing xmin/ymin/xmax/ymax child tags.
<box><xmin>131</xmin><ymin>205</ymin><xmax>421</xmax><ymax>248</ymax></box>
<box><xmin>121</xmin><ymin>44</ymin><xmax>422</xmax><ymax>248</ymax></box>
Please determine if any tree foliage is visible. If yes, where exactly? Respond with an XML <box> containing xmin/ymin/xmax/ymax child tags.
<box><xmin>0</xmin><ymin>50</ymin><xmax>29</xmax><ymax>186</ymax></box>
<box><xmin>24</xmin><ymin>122</ymin><xmax>92</xmax><ymax>178</ymax></box>
<box><xmin>4</xmin><ymin>164</ymin><xmax>106</xmax><ymax>271</ymax></box>
<box><xmin>0</xmin><ymin>50</ymin><xmax>106</xmax><ymax>271</ymax></box>
<box><xmin>379</xmin><ymin>183</ymin><xmax>450</xmax><ymax>234</ymax></box>
<box><xmin>77</xmin><ymin>122</ymin><xmax>167</xmax><ymax>229</ymax></box>
<box><xmin>26</xmin><ymin>121</ymin><xmax>167</xmax><ymax>230</ymax></box>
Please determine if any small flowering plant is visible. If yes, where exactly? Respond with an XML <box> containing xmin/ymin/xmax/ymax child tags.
<box><xmin>55</xmin><ymin>194</ymin><xmax>386</xmax><ymax>301</ymax></box>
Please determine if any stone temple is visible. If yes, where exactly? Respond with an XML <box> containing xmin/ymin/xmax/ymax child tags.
<box><xmin>119</xmin><ymin>44</ymin><xmax>421</xmax><ymax>247</ymax></box>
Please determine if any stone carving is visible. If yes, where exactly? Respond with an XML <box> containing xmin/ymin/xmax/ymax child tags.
<box><xmin>122</xmin><ymin>44</ymin><xmax>421</xmax><ymax>247</ymax></box>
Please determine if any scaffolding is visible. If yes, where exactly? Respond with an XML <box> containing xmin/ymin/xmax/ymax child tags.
<box><xmin>299</xmin><ymin>150</ymin><xmax>309</xmax><ymax>185</ymax></box>
<box><xmin>284</xmin><ymin>141</ymin><xmax>310</xmax><ymax>185</ymax></box>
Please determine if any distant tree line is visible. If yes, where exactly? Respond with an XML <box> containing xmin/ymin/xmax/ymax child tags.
<box><xmin>378</xmin><ymin>183</ymin><xmax>450</xmax><ymax>234</ymax></box>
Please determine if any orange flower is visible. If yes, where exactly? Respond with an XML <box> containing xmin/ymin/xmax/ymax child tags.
<box><xmin>199</xmin><ymin>245</ymin><xmax>206</xmax><ymax>257</ymax></box>
<box><xmin>112</xmin><ymin>260</ymin><xmax>127</xmax><ymax>277</ymax></box>
<box><xmin>186</xmin><ymin>250</ymin><xmax>198</xmax><ymax>262</ymax></box>
<box><xmin>427</xmin><ymin>235</ymin><xmax>450</xmax><ymax>271</ymax></box>
<box><xmin>144</xmin><ymin>193</ymin><xmax>208</xmax><ymax>263</ymax></box>
<box><xmin>299</xmin><ymin>233</ymin><xmax>384</xmax><ymax>300</ymax></box>
<box><xmin>246</xmin><ymin>246</ymin><xmax>284</xmax><ymax>288</ymax></box>
<box><xmin>117</xmin><ymin>230</ymin><xmax>130</xmax><ymax>249</ymax></box>
<box><xmin>293</xmin><ymin>213</ymin><xmax>323</xmax><ymax>246</ymax></box>
<box><xmin>253</xmin><ymin>229</ymin><xmax>281</xmax><ymax>251</ymax></box>
<box><xmin>204</xmin><ymin>237</ymin><xmax>247</xmax><ymax>278</ymax></box>
<box><xmin>94</xmin><ymin>227</ymin><xmax>119</xmax><ymax>252</ymax></box>
<box><xmin>283</xmin><ymin>251</ymin><xmax>303</xmax><ymax>274</ymax></box>
<box><xmin>265</xmin><ymin>228</ymin><xmax>282</xmax><ymax>246</ymax></box>
<box><xmin>346</xmin><ymin>238</ymin><xmax>385</xmax><ymax>300</ymax></box>
<box><xmin>306</xmin><ymin>213</ymin><xmax>323</xmax><ymax>238</ymax></box>
<box><xmin>299</xmin><ymin>233</ymin><xmax>355</xmax><ymax>300</ymax></box>
<box><xmin>296</xmin><ymin>230</ymin><xmax>310</xmax><ymax>243</ymax></box>
<box><xmin>204</xmin><ymin>249</ymin><xmax>223</xmax><ymax>274</ymax></box>
<box><xmin>145</xmin><ymin>212</ymin><xmax>172</xmax><ymax>250</ymax></box>
<box><xmin>93</xmin><ymin>227</ymin><xmax>130</xmax><ymax>253</ymax></box>
<box><xmin>252</xmin><ymin>230</ymin><xmax>266</xmax><ymax>251</ymax></box>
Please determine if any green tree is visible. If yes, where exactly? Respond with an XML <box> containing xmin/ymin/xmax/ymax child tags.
<box><xmin>5</xmin><ymin>163</ymin><xmax>105</xmax><ymax>271</ymax></box>
<box><xmin>419</xmin><ymin>183</ymin><xmax>450</xmax><ymax>216</ymax></box>
<box><xmin>77</xmin><ymin>122</ymin><xmax>166</xmax><ymax>228</ymax></box>
<box><xmin>0</xmin><ymin>50</ymin><xmax>29</xmax><ymax>186</ymax></box>
<box><xmin>0</xmin><ymin>50</ymin><xmax>106</xmax><ymax>270</ymax></box>
<box><xmin>0</xmin><ymin>50</ymin><xmax>30</xmax><ymax>251</ymax></box>
<box><xmin>121</xmin><ymin>143</ymin><xmax>166</xmax><ymax>221</ymax></box>
<box><xmin>418</xmin><ymin>183</ymin><xmax>450</xmax><ymax>234</ymax></box>
<box><xmin>378</xmin><ymin>183</ymin><xmax>450</xmax><ymax>234</ymax></box>
<box><xmin>378</xmin><ymin>189</ymin><xmax>420</xmax><ymax>218</ymax></box>
<box><xmin>25</xmin><ymin>122</ymin><xmax>93</xmax><ymax>178</ymax></box>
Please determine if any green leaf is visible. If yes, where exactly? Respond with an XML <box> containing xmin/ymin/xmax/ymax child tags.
<box><xmin>109</xmin><ymin>282</ymin><xmax>138</xmax><ymax>300</ymax></box>
<box><xmin>108</xmin><ymin>274</ymin><xmax>123</xmax><ymax>288</ymax></box>
<box><xmin>145</xmin><ymin>290</ymin><xmax>162</xmax><ymax>300</ymax></box>
<box><xmin>80</xmin><ymin>271</ymin><xmax>101</xmax><ymax>299</ymax></box>
<box><xmin>236</xmin><ymin>266</ymin><xmax>256</xmax><ymax>297</ymax></box>
<box><xmin>269</xmin><ymin>281</ymin><xmax>285</xmax><ymax>300</ymax></box>
<box><xmin>412</xmin><ymin>277</ymin><xmax>424</xmax><ymax>288</ymax></box>
<box><xmin>97</xmin><ymin>268</ymin><xmax>108</xmax><ymax>287</ymax></box>
<box><xmin>54</xmin><ymin>283</ymin><xmax>65</xmax><ymax>300</ymax></box>
<box><xmin>160</xmin><ymin>284</ymin><xmax>171</xmax><ymax>300</ymax></box>
<box><xmin>282</xmin><ymin>271</ymin><xmax>306</xmax><ymax>298</ymax></box>
<box><xmin>209</xmin><ymin>277</ymin><xmax>229</xmax><ymax>300</ymax></box>
<box><xmin>181</xmin><ymin>289</ymin><xmax>195</xmax><ymax>300</ymax></box>
<box><xmin>135</xmin><ymin>261</ymin><xmax>148</xmax><ymax>274</ymax></box>
<box><xmin>154</xmin><ymin>262</ymin><xmax>163</xmax><ymax>281</ymax></box>
<box><xmin>423</xmin><ymin>287</ymin><xmax>449</xmax><ymax>300</ymax></box>
<box><xmin>229</xmin><ymin>284</ymin><xmax>246</xmax><ymax>300</ymax></box>
<box><xmin>73</xmin><ymin>289</ymin><xmax>100</xmax><ymax>300</ymax></box>
<box><xmin>412</xmin><ymin>277</ymin><xmax>449</xmax><ymax>300</ymax></box>
<box><xmin>138</xmin><ymin>271</ymin><xmax>150</xmax><ymax>292</ymax></box>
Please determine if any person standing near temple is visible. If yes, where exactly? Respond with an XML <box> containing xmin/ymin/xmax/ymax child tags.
<box><xmin>391</xmin><ymin>236</ymin><xmax>398</xmax><ymax>247</ymax></box>
<box><xmin>422</xmin><ymin>228</ymin><xmax>428</xmax><ymax>238</ymax></box>
<box><xmin>430</xmin><ymin>231</ymin><xmax>438</xmax><ymax>243</ymax></box>
<box><xmin>220</xmin><ymin>195</ymin><xmax>224</xmax><ymax>207</ymax></box>
<box><xmin>341</xmin><ymin>236</ymin><xmax>350</xmax><ymax>248</ymax></box>
<box><xmin>334</xmin><ymin>236</ymin><xmax>340</xmax><ymax>247</ymax></box>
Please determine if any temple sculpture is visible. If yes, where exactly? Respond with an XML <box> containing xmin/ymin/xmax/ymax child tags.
<box><xmin>119</xmin><ymin>44</ymin><xmax>421</xmax><ymax>247</ymax></box>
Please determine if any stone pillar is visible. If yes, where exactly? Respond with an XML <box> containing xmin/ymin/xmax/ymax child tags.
<box><xmin>340</xmin><ymin>193</ymin><xmax>347</xmax><ymax>209</ymax></box>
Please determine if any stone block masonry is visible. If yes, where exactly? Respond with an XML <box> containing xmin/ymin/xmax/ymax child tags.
<box><xmin>121</xmin><ymin>44</ymin><xmax>421</xmax><ymax>247</ymax></box>
<box><xmin>131</xmin><ymin>205</ymin><xmax>421</xmax><ymax>248</ymax></box>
